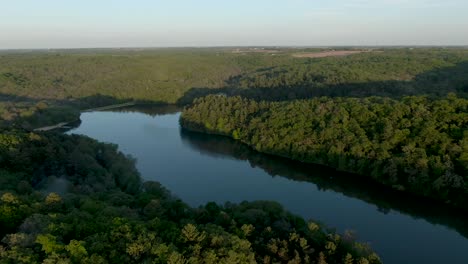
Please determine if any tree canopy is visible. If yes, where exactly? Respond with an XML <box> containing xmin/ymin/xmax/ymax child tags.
<box><xmin>181</xmin><ymin>94</ymin><xmax>468</xmax><ymax>209</ymax></box>
<box><xmin>0</xmin><ymin>127</ymin><xmax>380</xmax><ymax>263</ymax></box>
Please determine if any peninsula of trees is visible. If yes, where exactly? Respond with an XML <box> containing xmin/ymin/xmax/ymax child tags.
<box><xmin>180</xmin><ymin>95</ymin><xmax>468</xmax><ymax>209</ymax></box>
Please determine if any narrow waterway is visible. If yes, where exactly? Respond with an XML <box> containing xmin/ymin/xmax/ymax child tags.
<box><xmin>68</xmin><ymin>105</ymin><xmax>468</xmax><ymax>264</ymax></box>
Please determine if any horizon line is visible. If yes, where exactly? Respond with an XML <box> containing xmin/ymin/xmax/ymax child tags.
<box><xmin>1</xmin><ymin>45</ymin><xmax>468</xmax><ymax>51</ymax></box>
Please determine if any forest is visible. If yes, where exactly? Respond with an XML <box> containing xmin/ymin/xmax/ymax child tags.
<box><xmin>2</xmin><ymin>47</ymin><xmax>468</xmax><ymax>263</ymax></box>
<box><xmin>0</xmin><ymin>100</ymin><xmax>80</xmax><ymax>131</ymax></box>
<box><xmin>1</xmin><ymin>48</ymin><xmax>467</xmax><ymax>106</ymax></box>
<box><xmin>0</xmin><ymin>127</ymin><xmax>381</xmax><ymax>263</ymax></box>
<box><xmin>181</xmin><ymin>95</ymin><xmax>468</xmax><ymax>209</ymax></box>
<box><xmin>221</xmin><ymin>51</ymin><xmax>468</xmax><ymax>101</ymax></box>
<box><xmin>0</xmin><ymin>62</ymin><xmax>386</xmax><ymax>263</ymax></box>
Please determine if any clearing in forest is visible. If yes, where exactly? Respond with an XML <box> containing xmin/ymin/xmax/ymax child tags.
<box><xmin>292</xmin><ymin>50</ymin><xmax>371</xmax><ymax>58</ymax></box>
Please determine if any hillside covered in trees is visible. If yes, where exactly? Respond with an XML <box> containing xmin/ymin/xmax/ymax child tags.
<box><xmin>1</xmin><ymin>48</ymin><xmax>467</xmax><ymax>106</ymax></box>
<box><xmin>180</xmin><ymin>95</ymin><xmax>468</xmax><ymax>209</ymax></box>
<box><xmin>0</xmin><ymin>48</ymin><xmax>282</xmax><ymax>104</ymax></box>
<box><xmin>220</xmin><ymin>49</ymin><xmax>468</xmax><ymax>101</ymax></box>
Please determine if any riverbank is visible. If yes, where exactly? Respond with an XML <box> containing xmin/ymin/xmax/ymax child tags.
<box><xmin>70</xmin><ymin>106</ymin><xmax>468</xmax><ymax>264</ymax></box>
<box><xmin>180</xmin><ymin>95</ymin><xmax>468</xmax><ymax>211</ymax></box>
<box><xmin>33</xmin><ymin>122</ymin><xmax>71</xmax><ymax>132</ymax></box>
<box><xmin>33</xmin><ymin>102</ymin><xmax>137</xmax><ymax>132</ymax></box>
<box><xmin>82</xmin><ymin>102</ymin><xmax>136</xmax><ymax>112</ymax></box>
<box><xmin>0</xmin><ymin>109</ymin><xmax>382</xmax><ymax>264</ymax></box>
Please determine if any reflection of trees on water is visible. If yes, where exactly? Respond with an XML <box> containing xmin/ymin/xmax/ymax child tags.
<box><xmin>108</xmin><ymin>104</ymin><xmax>182</xmax><ymax>117</ymax></box>
<box><xmin>180</xmin><ymin>129</ymin><xmax>468</xmax><ymax>239</ymax></box>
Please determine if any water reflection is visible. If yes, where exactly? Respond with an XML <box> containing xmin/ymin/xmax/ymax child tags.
<box><xmin>109</xmin><ymin>104</ymin><xmax>182</xmax><ymax>116</ymax></box>
<box><xmin>110</xmin><ymin>105</ymin><xmax>468</xmax><ymax>240</ymax></box>
<box><xmin>69</xmin><ymin>105</ymin><xmax>468</xmax><ymax>264</ymax></box>
<box><xmin>180</xmin><ymin>129</ymin><xmax>468</xmax><ymax>240</ymax></box>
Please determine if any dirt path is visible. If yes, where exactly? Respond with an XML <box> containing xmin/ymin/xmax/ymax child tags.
<box><xmin>82</xmin><ymin>102</ymin><xmax>136</xmax><ymax>112</ymax></box>
<box><xmin>34</xmin><ymin>102</ymin><xmax>136</xmax><ymax>132</ymax></box>
<box><xmin>34</xmin><ymin>122</ymin><xmax>70</xmax><ymax>132</ymax></box>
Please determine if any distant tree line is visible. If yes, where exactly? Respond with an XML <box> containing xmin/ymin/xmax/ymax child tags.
<box><xmin>0</xmin><ymin>50</ymin><xmax>285</xmax><ymax>104</ymax></box>
<box><xmin>1</xmin><ymin>49</ymin><xmax>467</xmax><ymax>106</ymax></box>
<box><xmin>220</xmin><ymin>49</ymin><xmax>468</xmax><ymax>101</ymax></box>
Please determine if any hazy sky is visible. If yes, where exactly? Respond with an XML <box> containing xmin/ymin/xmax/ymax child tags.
<box><xmin>1</xmin><ymin>0</ymin><xmax>467</xmax><ymax>49</ymax></box>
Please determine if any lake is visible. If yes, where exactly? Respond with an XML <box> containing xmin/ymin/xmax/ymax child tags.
<box><xmin>68</xmin><ymin>105</ymin><xmax>468</xmax><ymax>264</ymax></box>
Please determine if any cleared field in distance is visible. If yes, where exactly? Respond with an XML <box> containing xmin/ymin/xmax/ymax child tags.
<box><xmin>292</xmin><ymin>50</ymin><xmax>372</xmax><ymax>58</ymax></box>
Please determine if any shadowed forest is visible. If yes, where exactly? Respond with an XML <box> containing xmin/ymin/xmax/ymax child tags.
<box><xmin>1</xmin><ymin>48</ymin><xmax>467</xmax><ymax>106</ymax></box>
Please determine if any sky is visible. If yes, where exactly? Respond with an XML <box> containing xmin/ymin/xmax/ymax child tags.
<box><xmin>0</xmin><ymin>0</ymin><xmax>467</xmax><ymax>49</ymax></box>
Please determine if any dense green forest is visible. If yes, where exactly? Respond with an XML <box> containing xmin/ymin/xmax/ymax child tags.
<box><xmin>0</xmin><ymin>49</ymin><xmax>285</xmax><ymax>104</ymax></box>
<box><xmin>1</xmin><ymin>48</ymin><xmax>467</xmax><ymax>106</ymax></box>
<box><xmin>180</xmin><ymin>95</ymin><xmax>468</xmax><ymax>209</ymax></box>
<box><xmin>0</xmin><ymin>128</ymin><xmax>380</xmax><ymax>263</ymax></box>
<box><xmin>2</xmin><ymin>47</ymin><xmax>468</xmax><ymax>263</ymax></box>
<box><xmin>0</xmin><ymin>92</ymin><xmax>381</xmax><ymax>263</ymax></box>
<box><xmin>222</xmin><ymin>50</ymin><xmax>468</xmax><ymax>101</ymax></box>
<box><xmin>0</xmin><ymin>100</ymin><xmax>80</xmax><ymax>130</ymax></box>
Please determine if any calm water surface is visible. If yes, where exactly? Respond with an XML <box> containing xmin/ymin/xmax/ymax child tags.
<box><xmin>68</xmin><ymin>105</ymin><xmax>468</xmax><ymax>264</ymax></box>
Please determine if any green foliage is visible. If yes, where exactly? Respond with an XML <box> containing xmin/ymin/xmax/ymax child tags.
<box><xmin>0</xmin><ymin>128</ymin><xmax>381</xmax><ymax>263</ymax></box>
<box><xmin>0</xmin><ymin>49</ymin><xmax>287</xmax><ymax>104</ymax></box>
<box><xmin>36</xmin><ymin>234</ymin><xmax>63</xmax><ymax>255</ymax></box>
<box><xmin>1</xmin><ymin>48</ymin><xmax>467</xmax><ymax>106</ymax></box>
<box><xmin>181</xmin><ymin>94</ymin><xmax>468</xmax><ymax>209</ymax></box>
<box><xmin>0</xmin><ymin>100</ymin><xmax>80</xmax><ymax>130</ymax></box>
<box><xmin>226</xmin><ymin>49</ymin><xmax>468</xmax><ymax>101</ymax></box>
<box><xmin>6</xmin><ymin>47</ymin><xmax>468</xmax><ymax>263</ymax></box>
